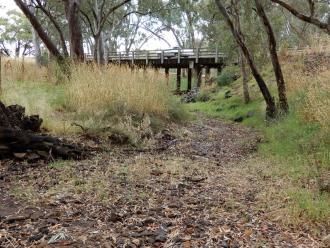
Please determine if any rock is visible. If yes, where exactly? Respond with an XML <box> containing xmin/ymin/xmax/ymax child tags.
<box><xmin>246</xmin><ymin>111</ymin><xmax>255</xmax><ymax>118</ymax></box>
<box><xmin>48</xmin><ymin>229</ymin><xmax>74</xmax><ymax>245</ymax></box>
<box><xmin>181</xmin><ymin>87</ymin><xmax>200</xmax><ymax>103</ymax></box>
<box><xmin>234</xmin><ymin>116</ymin><xmax>244</xmax><ymax>122</ymax></box>
<box><xmin>13</xmin><ymin>153</ymin><xmax>27</xmax><ymax>159</ymax></box>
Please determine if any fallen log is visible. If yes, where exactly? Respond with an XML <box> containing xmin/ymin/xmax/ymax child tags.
<box><xmin>0</xmin><ymin>101</ymin><xmax>85</xmax><ymax>160</ymax></box>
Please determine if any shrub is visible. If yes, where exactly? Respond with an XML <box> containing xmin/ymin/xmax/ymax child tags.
<box><xmin>217</xmin><ymin>66</ymin><xmax>240</xmax><ymax>87</ymax></box>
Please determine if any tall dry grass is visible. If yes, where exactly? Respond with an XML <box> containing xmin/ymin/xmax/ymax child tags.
<box><xmin>283</xmin><ymin>52</ymin><xmax>330</xmax><ymax>133</ymax></box>
<box><xmin>66</xmin><ymin>63</ymin><xmax>178</xmax><ymax>120</ymax></box>
<box><xmin>1</xmin><ymin>57</ymin><xmax>48</xmax><ymax>83</ymax></box>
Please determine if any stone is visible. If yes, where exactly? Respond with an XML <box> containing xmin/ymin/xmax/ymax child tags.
<box><xmin>181</xmin><ymin>87</ymin><xmax>200</xmax><ymax>103</ymax></box>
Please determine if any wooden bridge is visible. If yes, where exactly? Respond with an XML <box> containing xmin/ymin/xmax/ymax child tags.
<box><xmin>86</xmin><ymin>48</ymin><xmax>227</xmax><ymax>91</ymax></box>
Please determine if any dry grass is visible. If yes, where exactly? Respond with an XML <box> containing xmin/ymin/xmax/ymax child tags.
<box><xmin>1</xmin><ymin>57</ymin><xmax>49</xmax><ymax>83</ymax></box>
<box><xmin>66</xmin><ymin>63</ymin><xmax>181</xmax><ymax>121</ymax></box>
<box><xmin>1</xmin><ymin>60</ymin><xmax>186</xmax><ymax>137</ymax></box>
<box><xmin>283</xmin><ymin>59</ymin><xmax>330</xmax><ymax>133</ymax></box>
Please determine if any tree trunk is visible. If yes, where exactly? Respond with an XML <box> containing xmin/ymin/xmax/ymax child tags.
<box><xmin>15</xmin><ymin>42</ymin><xmax>20</xmax><ymax>58</ymax></box>
<box><xmin>214</xmin><ymin>0</ymin><xmax>276</xmax><ymax>119</ymax></box>
<box><xmin>255</xmin><ymin>0</ymin><xmax>289</xmax><ymax>113</ymax></box>
<box><xmin>232</xmin><ymin>1</ymin><xmax>250</xmax><ymax>104</ymax></box>
<box><xmin>93</xmin><ymin>35</ymin><xmax>99</xmax><ymax>62</ymax></box>
<box><xmin>64</xmin><ymin>0</ymin><xmax>84</xmax><ymax>61</ymax></box>
<box><xmin>29</xmin><ymin>1</ymin><xmax>42</xmax><ymax>66</ymax></box>
<box><xmin>239</xmin><ymin>49</ymin><xmax>250</xmax><ymax>104</ymax></box>
<box><xmin>14</xmin><ymin>0</ymin><xmax>63</xmax><ymax>60</ymax></box>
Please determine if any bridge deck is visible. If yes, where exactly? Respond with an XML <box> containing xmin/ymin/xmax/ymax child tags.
<box><xmin>85</xmin><ymin>48</ymin><xmax>226</xmax><ymax>92</ymax></box>
<box><xmin>85</xmin><ymin>48</ymin><xmax>226</xmax><ymax>69</ymax></box>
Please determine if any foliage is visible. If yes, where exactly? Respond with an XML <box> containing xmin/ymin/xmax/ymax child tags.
<box><xmin>0</xmin><ymin>10</ymin><xmax>33</xmax><ymax>57</ymax></box>
<box><xmin>217</xmin><ymin>66</ymin><xmax>240</xmax><ymax>87</ymax></box>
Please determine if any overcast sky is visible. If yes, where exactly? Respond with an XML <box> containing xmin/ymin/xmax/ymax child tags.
<box><xmin>0</xmin><ymin>0</ymin><xmax>176</xmax><ymax>51</ymax></box>
<box><xmin>0</xmin><ymin>0</ymin><xmax>18</xmax><ymax>16</ymax></box>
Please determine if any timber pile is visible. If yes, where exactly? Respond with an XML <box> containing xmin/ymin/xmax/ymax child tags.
<box><xmin>0</xmin><ymin>101</ymin><xmax>85</xmax><ymax>160</ymax></box>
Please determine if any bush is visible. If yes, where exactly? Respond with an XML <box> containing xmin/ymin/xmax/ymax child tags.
<box><xmin>217</xmin><ymin>66</ymin><xmax>240</xmax><ymax>87</ymax></box>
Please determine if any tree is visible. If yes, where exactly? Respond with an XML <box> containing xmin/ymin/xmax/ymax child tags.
<box><xmin>14</xmin><ymin>0</ymin><xmax>63</xmax><ymax>60</ymax></box>
<box><xmin>214</xmin><ymin>0</ymin><xmax>277</xmax><ymax>119</ymax></box>
<box><xmin>270</xmin><ymin>0</ymin><xmax>330</xmax><ymax>35</ymax></box>
<box><xmin>255</xmin><ymin>0</ymin><xmax>289</xmax><ymax>113</ymax></box>
<box><xmin>79</xmin><ymin>0</ymin><xmax>131</xmax><ymax>63</ymax></box>
<box><xmin>63</xmin><ymin>0</ymin><xmax>84</xmax><ymax>61</ymax></box>
<box><xmin>231</xmin><ymin>0</ymin><xmax>250</xmax><ymax>104</ymax></box>
<box><xmin>29</xmin><ymin>1</ymin><xmax>42</xmax><ymax>65</ymax></box>
<box><xmin>0</xmin><ymin>10</ymin><xmax>34</xmax><ymax>57</ymax></box>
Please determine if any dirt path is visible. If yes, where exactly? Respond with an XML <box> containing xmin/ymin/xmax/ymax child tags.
<box><xmin>0</xmin><ymin>118</ymin><xmax>325</xmax><ymax>247</ymax></box>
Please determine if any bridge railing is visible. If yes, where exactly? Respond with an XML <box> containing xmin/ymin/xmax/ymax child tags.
<box><xmin>85</xmin><ymin>48</ymin><xmax>226</xmax><ymax>63</ymax></box>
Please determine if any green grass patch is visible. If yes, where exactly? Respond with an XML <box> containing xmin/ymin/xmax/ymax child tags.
<box><xmin>185</xmin><ymin>72</ymin><xmax>330</xmax><ymax>225</ymax></box>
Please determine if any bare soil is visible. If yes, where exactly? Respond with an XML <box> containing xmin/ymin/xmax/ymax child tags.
<box><xmin>0</xmin><ymin>117</ymin><xmax>326</xmax><ymax>247</ymax></box>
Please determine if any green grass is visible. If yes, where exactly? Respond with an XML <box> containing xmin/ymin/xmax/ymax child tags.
<box><xmin>186</xmin><ymin>72</ymin><xmax>330</xmax><ymax>226</ymax></box>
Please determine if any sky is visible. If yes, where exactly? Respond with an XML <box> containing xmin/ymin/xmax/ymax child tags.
<box><xmin>0</xmin><ymin>0</ymin><xmax>17</xmax><ymax>16</ymax></box>
<box><xmin>0</xmin><ymin>0</ymin><xmax>177</xmax><ymax>51</ymax></box>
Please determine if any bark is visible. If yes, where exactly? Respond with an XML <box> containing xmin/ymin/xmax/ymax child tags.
<box><xmin>239</xmin><ymin>49</ymin><xmax>250</xmax><ymax>104</ymax></box>
<box><xmin>29</xmin><ymin>1</ymin><xmax>42</xmax><ymax>65</ymax></box>
<box><xmin>14</xmin><ymin>0</ymin><xmax>63</xmax><ymax>60</ymax></box>
<box><xmin>99</xmin><ymin>32</ymin><xmax>105</xmax><ymax>64</ymax></box>
<box><xmin>214</xmin><ymin>0</ymin><xmax>276</xmax><ymax>119</ymax></box>
<box><xmin>271</xmin><ymin>0</ymin><xmax>330</xmax><ymax>35</ymax></box>
<box><xmin>232</xmin><ymin>0</ymin><xmax>250</xmax><ymax>104</ymax></box>
<box><xmin>255</xmin><ymin>0</ymin><xmax>289</xmax><ymax>113</ymax></box>
<box><xmin>35</xmin><ymin>0</ymin><xmax>69</xmax><ymax>57</ymax></box>
<box><xmin>15</xmin><ymin>42</ymin><xmax>20</xmax><ymax>58</ymax></box>
<box><xmin>64</xmin><ymin>0</ymin><xmax>84</xmax><ymax>61</ymax></box>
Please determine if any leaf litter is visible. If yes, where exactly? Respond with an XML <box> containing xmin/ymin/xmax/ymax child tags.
<box><xmin>0</xmin><ymin>117</ymin><xmax>327</xmax><ymax>247</ymax></box>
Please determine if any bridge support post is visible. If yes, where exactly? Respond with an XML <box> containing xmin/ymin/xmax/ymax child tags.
<box><xmin>205</xmin><ymin>67</ymin><xmax>210</xmax><ymax>84</ymax></box>
<box><xmin>165</xmin><ymin>67</ymin><xmax>170</xmax><ymax>86</ymax></box>
<box><xmin>195</xmin><ymin>66</ymin><xmax>202</xmax><ymax>88</ymax></box>
<box><xmin>187</xmin><ymin>68</ymin><xmax>192</xmax><ymax>91</ymax></box>
<box><xmin>176</xmin><ymin>67</ymin><xmax>181</xmax><ymax>93</ymax></box>
<box><xmin>217</xmin><ymin>66</ymin><xmax>222</xmax><ymax>76</ymax></box>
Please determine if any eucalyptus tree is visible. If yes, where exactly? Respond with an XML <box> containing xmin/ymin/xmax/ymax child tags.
<box><xmin>214</xmin><ymin>0</ymin><xmax>277</xmax><ymax>119</ymax></box>
<box><xmin>0</xmin><ymin>10</ymin><xmax>33</xmax><ymax>57</ymax></box>
<box><xmin>271</xmin><ymin>0</ymin><xmax>330</xmax><ymax>35</ymax></box>
<box><xmin>255</xmin><ymin>0</ymin><xmax>289</xmax><ymax>113</ymax></box>
<box><xmin>79</xmin><ymin>0</ymin><xmax>131</xmax><ymax>63</ymax></box>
